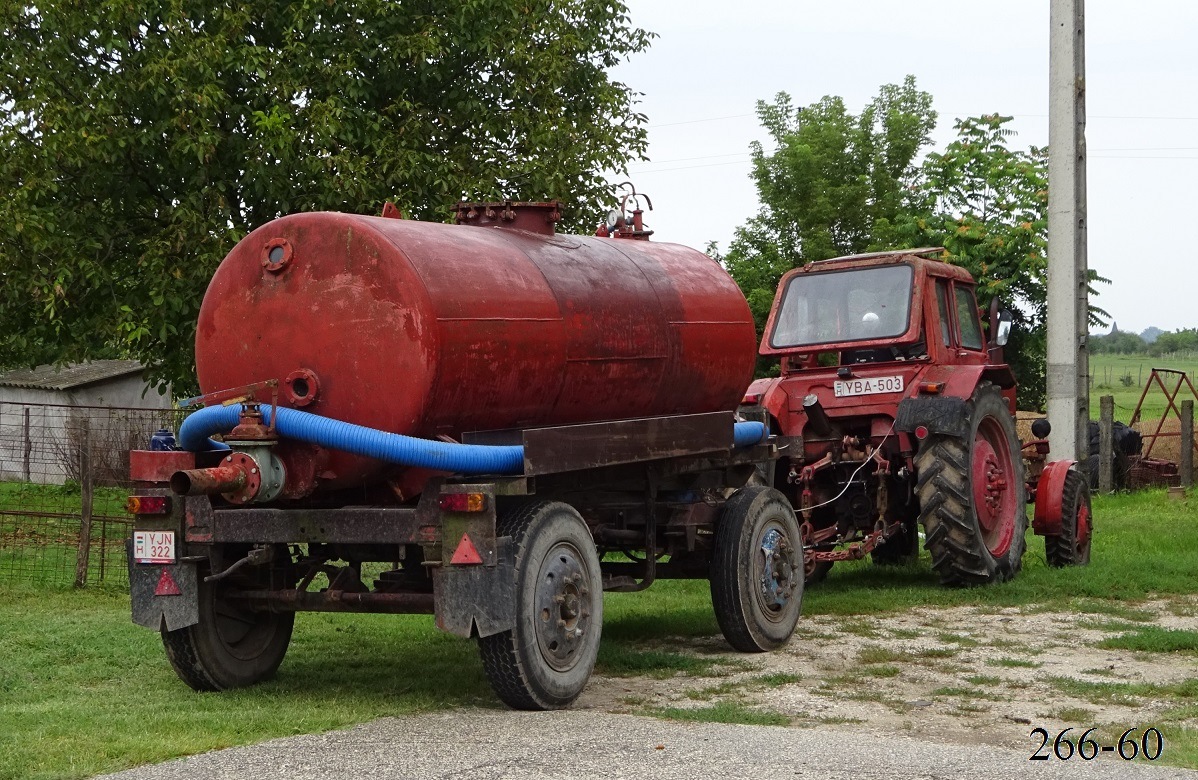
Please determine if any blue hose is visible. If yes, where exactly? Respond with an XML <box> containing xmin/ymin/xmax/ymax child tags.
<box><xmin>733</xmin><ymin>420</ymin><xmax>767</xmax><ymax>447</ymax></box>
<box><xmin>179</xmin><ymin>404</ymin><xmax>768</xmax><ymax>476</ymax></box>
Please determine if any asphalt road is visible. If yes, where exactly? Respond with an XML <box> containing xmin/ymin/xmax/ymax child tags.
<box><xmin>96</xmin><ymin>709</ymin><xmax>1198</xmax><ymax>780</ymax></box>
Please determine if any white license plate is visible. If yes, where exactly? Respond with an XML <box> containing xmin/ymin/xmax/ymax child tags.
<box><xmin>133</xmin><ymin>530</ymin><xmax>175</xmax><ymax>564</ymax></box>
<box><xmin>833</xmin><ymin>375</ymin><xmax>904</xmax><ymax>398</ymax></box>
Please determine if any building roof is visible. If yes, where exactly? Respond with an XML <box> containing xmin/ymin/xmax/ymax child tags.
<box><xmin>0</xmin><ymin>360</ymin><xmax>147</xmax><ymax>391</ymax></box>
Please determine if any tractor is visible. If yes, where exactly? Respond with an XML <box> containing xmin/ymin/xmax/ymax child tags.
<box><xmin>739</xmin><ymin>248</ymin><xmax>1092</xmax><ymax>586</ymax></box>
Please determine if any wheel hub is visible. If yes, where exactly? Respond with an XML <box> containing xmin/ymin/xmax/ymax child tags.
<box><xmin>759</xmin><ymin>528</ymin><xmax>799</xmax><ymax>613</ymax></box>
<box><xmin>972</xmin><ymin>418</ymin><xmax>1017</xmax><ymax>557</ymax></box>
<box><xmin>534</xmin><ymin>542</ymin><xmax>593</xmax><ymax>672</ymax></box>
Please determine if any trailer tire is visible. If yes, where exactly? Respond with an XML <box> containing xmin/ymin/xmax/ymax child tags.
<box><xmin>711</xmin><ymin>486</ymin><xmax>803</xmax><ymax>652</ymax></box>
<box><xmin>478</xmin><ymin>501</ymin><xmax>602</xmax><ymax>710</ymax></box>
<box><xmin>1046</xmin><ymin>469</ymin><xmax>1092</xmax><ymax>567</ymax></box>
<box><xmin>916</xmin><ymin>383</ymin><xmax>1026</xmax><ymax>586</ymax></box>
<box><xmin>161</xmin><ymin>577</ymin><xmax>294</xmax><ymax>691</ymax></box>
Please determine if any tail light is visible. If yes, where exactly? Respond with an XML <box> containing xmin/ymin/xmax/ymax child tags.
<box><xmin>126</xmin><ymin>495</ymin><xmax>172</xmax><ymax>515</ymax></box>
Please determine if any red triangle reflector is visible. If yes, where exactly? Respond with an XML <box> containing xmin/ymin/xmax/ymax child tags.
<box><xmin>450</xmin><ymin>533</ymin><xmax>484</xmax><ymax>565</ymax></box>
<box><xmin>155</xmin><ymin>568</ymin><xmax>182</xmax><ymax>596</ymax></box>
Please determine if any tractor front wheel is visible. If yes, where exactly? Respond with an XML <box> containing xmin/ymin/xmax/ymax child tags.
<box><xmin>1046</xmin><ymin>469</ymin><xmax>1092</xmax><ymax>567</ymax></box>
<box><xmin>916</xmin><ymin>383</ymin><xmax>1027</xmax><ymax>586</ymax></box>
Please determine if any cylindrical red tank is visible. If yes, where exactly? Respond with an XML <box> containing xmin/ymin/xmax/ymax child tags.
<box><xmin>195</xmin><ymin>205</ymin><xmax>756</xmax><ymax>492</ymax></box>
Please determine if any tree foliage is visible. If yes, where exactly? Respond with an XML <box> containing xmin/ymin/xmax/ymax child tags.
<box><xmin>724</xmin><ymin>76</ymin><xmax>937</xmax><ymax>332</ymax></box>
<box><xmin>0</xmin><ymin>0</ymin><xmax>652</xmax><ymax>393</ymax></box>
<box><xmin>725</xmin><ymin>82</ymin><xmax>1104</xmax><ymax>410</ymax></box>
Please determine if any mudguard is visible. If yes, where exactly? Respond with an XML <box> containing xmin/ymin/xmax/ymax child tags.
<box><xmin>432</xmin><ymin>537</ymin><xmax>516</xmax><ymax>638</ymax></box>
<box><xmin>127</xmin><ymin>540</ymin><xmax>200</xmax><ymax>631</ymax></box>
<box><xmin>895</xmin><ymin>397</ymin><xmax>970</xmax><ymax>438</ymax></box>
<box><xmin>1032</xmin><ymin>459</ymin><xmax>1077</xmax><ymax>536</ymax></box>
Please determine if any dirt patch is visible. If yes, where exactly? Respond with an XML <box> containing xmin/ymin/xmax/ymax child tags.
<box><xmin>580</xmin><ymin>597</ymin><xmax>1198</xmax><ymax>751</ymax></box>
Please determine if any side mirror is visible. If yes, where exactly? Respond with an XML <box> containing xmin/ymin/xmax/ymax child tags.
<box><xmin>994</xmin><ymin>308</ymin><xmax>1013</xmax><ymax>346</ymax></box>
<box><xmin>987</xmin><ymin>297</ymin><xmax>1014</xmax><ymax>347</ymax></box>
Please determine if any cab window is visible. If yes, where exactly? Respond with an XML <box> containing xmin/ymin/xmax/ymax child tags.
<box><xmin>935</xmin><ymin>281</ymin><xmax>952</xmax><ymax>346</ymax></box>
<box><xmin>954</xmin><ymin>286</ymin><xmax>984</xmax><ymax>350</ymax></box>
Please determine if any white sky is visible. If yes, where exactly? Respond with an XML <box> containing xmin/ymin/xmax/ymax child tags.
<box><xmin>607</xmin><ymin>0</ymin><xmax>1198</xmax><ymax>335</ymax></box>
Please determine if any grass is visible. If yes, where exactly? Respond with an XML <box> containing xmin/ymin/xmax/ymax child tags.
<box><xmin>987</xmin><ymin>657</ymin><xmax>1041</xmax><ymax>669</ymax></box>
<box><xmin>3</xmin><ymin>489</ymin><xmax>1198</xmax><ymax>776</ymax></box>
<box><xmin>1098</xmin><ymin>627</ymin><xmax>1198</xmax><ymax>654</ymax></box>
<box><xmin>1088</xmin><ymin>352</ymin><xmax>1198</xmax><ymax>423</ymax></box>
<box><xmin>650</xmin><ymin>701</ymin><xmax>790</xmax><ymax>727</ymax></box>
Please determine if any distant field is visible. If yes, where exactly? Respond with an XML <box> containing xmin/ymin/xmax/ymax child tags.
<box><xmin>1088</xmin><ymin>352</ymin><xmax>1198</xmax><ymax>424</ymax></box>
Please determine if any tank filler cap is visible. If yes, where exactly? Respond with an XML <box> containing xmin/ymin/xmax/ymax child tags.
<box><xmin>453</xmin><ymin>200</ymin><xmax>561</xmax><ymax>236</ymax></box>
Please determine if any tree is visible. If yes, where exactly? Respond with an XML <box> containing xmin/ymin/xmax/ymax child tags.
<box><xmin>896</xmin><ymin>115</ymin><xmax>1109</xmax><ymax>410</ymax></box>
<box><xmin>0</xmin><ymin>0</ymin><xmax>652</xmax><ymax>393</ymax></box>
<box><xmin>723</xmin><ymin>77</ymin><xmax>937</xmax><ymax>332</ymax></box>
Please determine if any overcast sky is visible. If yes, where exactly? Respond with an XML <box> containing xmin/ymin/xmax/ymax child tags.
<box><xmin>606</xmin><ymin>0</ymin><xmax>1197</xmax><ymax>335</ymax></box>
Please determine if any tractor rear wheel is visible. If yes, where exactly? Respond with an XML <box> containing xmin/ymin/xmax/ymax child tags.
<box><xmin>477</xmin><ymin>501</ymin><xmax>602</xmax><ymax>710</ymax></box>
<box><xmin>916</xmin><ymin>383</ymin><xmax>1026</xmax><ymax>586</ymax></box>
<box><xmin>711</xmin><ymin>486</ymin><xmax>803</xmax><ymax>652</ymax></box>
<box><xmin>1046</xmin><ymin>469</ymin><xmax>1092</xmax><ymax>567</ymax></box>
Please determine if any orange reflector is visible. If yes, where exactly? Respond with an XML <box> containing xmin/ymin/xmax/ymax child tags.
<box><xmin>918</xmin><ymin>381</ymin><xmax>945</xmax><ymax>394</ymax></box>
<box><xmin>450</xmin><ymin>533</ymin><xmax>484</xmax><ymax>565</ymax></box>
<box><xmin>438</xmin><ymin>492</ymin><xmax>486</xmax><ymax>512</ymax></box>
<box><xmin>126</xmin><ymin>495</ymin><xmax>171</xmax><ymax>515</ymax></box>
<box><xmin>154</xmin><ymin>568</ymin><xmax>182</xmax><ymax>596</ymax></box>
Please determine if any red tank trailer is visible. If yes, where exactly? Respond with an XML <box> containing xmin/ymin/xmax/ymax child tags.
<box><xmin>195</xmin><ymin>202</ymin><xmax>757</xmax><ymax>495</ymax></box>
<box><xmin>126</xmin><ymin>194</ymin><xmax>803</xmax><ymax>710</ymax></box>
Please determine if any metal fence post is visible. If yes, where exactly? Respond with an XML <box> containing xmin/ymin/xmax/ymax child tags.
<box><xmin>74</xmin><ymin>421</ymin><xmax>93</xmax><ymax>588</ymax></box>
<box><xmin>1099</xmin><ymin>395</ymin><xmax>1113</xmax><ymax>493</ymax></box>
<box><xmin>1182</xmin><ymin>400</ymin><xmax>1194</xmax><ymax>489</ymax></box>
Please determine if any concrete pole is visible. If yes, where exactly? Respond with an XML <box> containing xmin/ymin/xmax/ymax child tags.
<box><xmin>1046</xmin><ymin>0</ymin><xmax>1090</xmax><ymax>462</ymax></box>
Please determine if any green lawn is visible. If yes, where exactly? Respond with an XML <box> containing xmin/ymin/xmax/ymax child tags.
<box><xmin>1</xmin><ymin>489</ymin><xmax>1196</xmax><ymax>779</ymax></box>
<box><xmin>1089</xmin><ymin>352</ymin><xmax>1198</xmax><ymax>424</ymax></box>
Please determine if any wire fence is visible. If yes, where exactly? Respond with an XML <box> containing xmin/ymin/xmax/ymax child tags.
<box><xmin>0</xmin><ymin>402</ymin><xmax>180</xmax><ymax>588</ymax></box>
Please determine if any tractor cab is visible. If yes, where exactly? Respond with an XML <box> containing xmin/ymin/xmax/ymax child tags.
<box><xmin>749</xmin><ymin>248</ymin><xmax>1017</xmax><ymax>440</ymax></box>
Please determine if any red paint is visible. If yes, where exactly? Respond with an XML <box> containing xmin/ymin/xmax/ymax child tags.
<box><xmin>972</xmin><ymin>416</ymin><xmax>1016</xmax><ymax>557</ymax></box>
<box><xmin>129</xmin><ymin>450</ymin><xmax>195</xmax><ymax>483</ymax></box>
<box><xmin>1033</xmin><ymin>459</ymin><xmax>1076</xmax><ymax>536</ymax></box>
<box><xmin>195</xmin><ymin>208</ymin><xmax>756</xmax><ymax>494</ymax></box>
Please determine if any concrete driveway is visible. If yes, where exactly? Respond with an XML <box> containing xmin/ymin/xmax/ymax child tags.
<box><xmin>96</xmin><ymin>709</ymin><xmax>1197</xmax><ymax>780</ymax></box>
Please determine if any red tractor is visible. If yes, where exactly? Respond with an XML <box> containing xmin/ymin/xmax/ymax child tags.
<box><xmin>740</xmin><ymin>248</ymin><xmax>1092</xmax><ymax>586</ymax></box>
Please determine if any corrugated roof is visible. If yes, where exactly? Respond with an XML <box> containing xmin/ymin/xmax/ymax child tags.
<box><xmin>0</xmin><ymin>360</ymin><xmax>146</xmax><ymax>391</ymax></box>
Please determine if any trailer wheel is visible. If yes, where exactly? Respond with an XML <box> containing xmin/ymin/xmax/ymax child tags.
<box><xmin>478</xmin><ymin>501</ymin><xmax>602</xmax><ymax>710</ymax></box>
<box><xmin>161</xmin><ymin>577</ymin><xmax>294</xmax><ymax>691</ymax></box>
<box><xmin>916</xmin><ymin>383</ymin><xmax>1027</xmax><ymax>586</ymax></box>
<box><xmin>711</xmin><ymin>486</ymin><xmax>803</xmax><ymax>652</ymax></box>
<box><xmin>1046</xmin><ymin>469</ymin><xmax>1092</xmax><ymax>567</ymax></box>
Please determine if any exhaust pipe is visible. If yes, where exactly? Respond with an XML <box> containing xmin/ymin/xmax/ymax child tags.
<box><xmin>803</xmin><ymin>393</ymin><xmax>834</xmax><ymax>438</ymax></box>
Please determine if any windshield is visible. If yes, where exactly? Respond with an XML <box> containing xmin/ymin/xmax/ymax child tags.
<box><xmin>769</xmin><ymin>264</ymin><xmax>915</xmax><ymax>348</ymax></box>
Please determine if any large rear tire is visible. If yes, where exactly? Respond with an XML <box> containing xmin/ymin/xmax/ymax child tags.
<box><xmin>478</xmin><ymin>501</ymin><xmax>602</xmax><ymax>710</ymax></box>
<box><xmin>162</xmin><ymin>577</ymin><xmax>294</xmax><ymax>691</ymax></box>
<box><xmin>1046</xmin><ymin>469</ymin><xmax>1092</xmax><ymax>567</ymax></box>
<box><xmin>711</xmin><ymin>486</ymin><xmax>803</xmax><ymax>652</ymax></box>
<box><xmin>916</xmin><ymin>383</ymin><xmax>1026</xmax><ymax>586</ymax></box>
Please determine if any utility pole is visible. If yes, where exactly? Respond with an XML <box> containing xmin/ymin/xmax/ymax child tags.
<box><xmin>1046</xmin><ymin>0</ymin><xmax>1089</xmax><ymax>462</ymax></box>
